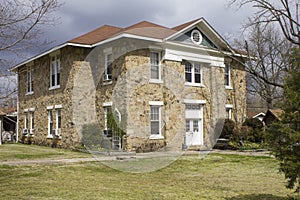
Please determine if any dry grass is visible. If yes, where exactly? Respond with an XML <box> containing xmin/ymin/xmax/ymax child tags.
<box><xmin>0</xmin><ymin>144</ymin><xmax>299</xmax><ymax>200</ymax></box>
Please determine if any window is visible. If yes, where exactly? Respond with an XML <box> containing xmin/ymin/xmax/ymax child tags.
<box><xmin>150</xmin><ymin>106</ymin><xmax>161</xmax><ymax>135</ymax></box>
<box><xmin>24</xmin><ymin>112</ymin><xmax>28</xmax><ymax>130</ymax></box>
<box><xmin>50</xmin><ymin>54</ymin><xmax>60</xmax><ymax>89</ymax></box>
<box><xmin>150</xmin><ymin>52</ymin><xmax>161</xmax><ymax>80</ymax></box>
<box><xmin>104</xmin><ymin>106</ymin><xmax>112</xmax><ymax>130</ymax></box>
<box><xmin>30</xmin><ymin>111</ymin><xmax>34</xmax><ymax>134</ymax></box>
<box><xmin>56</xmin><ymin>109</ymin><xmax>61</xmax><ymax>136</ymax></box>
<box><xmin>191</xmin><ymin>29</ymin><xmax>202</xmax><ymax>45</ymax></box>
<box><xmin>185</xmin><ymin>62</ymin><xmax>202</xmax><ymax>85</ymax></box>
<box><xmin>225</xmin><ymin>105</ymin><xmax>233</xmax><ymax>119</ymax></box>
<box><xmin>104</xmin><ymin>53</ymin><xmax>113</xmax><ymax>81</ymax></box>
<box><xmin>48</xmin><ymin>110</ymin><xmax>54</xmax><ymax>137</ymax></box>
<box><xmin>26</xmin><ymin>66</ymin><xmax>34</xmax><ymax>94</ymax></box>
<box><xmin>225</xmin><ymin>63</ymin><xmax>230</xmax><ymax>87</ymax></box>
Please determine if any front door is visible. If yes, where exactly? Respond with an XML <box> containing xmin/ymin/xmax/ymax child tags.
<box><xmin>185</xmin><ymin>103</ymin><xmax>203</xmax><ymax>146</ymax></box>
<box><xmin>185</xmin><ymin>119</ymin><xmax>202</xmax><ymax>146</ymax></box>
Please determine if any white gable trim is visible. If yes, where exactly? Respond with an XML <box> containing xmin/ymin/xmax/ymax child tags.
<box><xmin>165</xmin><ymin>18</ymin><xmax>234</xmax><ymax>54</ymax></box>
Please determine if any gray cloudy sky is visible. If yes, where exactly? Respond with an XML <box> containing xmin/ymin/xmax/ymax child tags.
<box><xmin>4</xmin><ymin>0</ymin><xmax>255</xmax><ymax>71</ymax></box>
<box><xmin>45</xmin><ymin>0</ymin><xmax>254</xmax><ymax>47</ymax></box>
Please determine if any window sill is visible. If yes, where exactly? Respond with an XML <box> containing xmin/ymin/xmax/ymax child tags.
<box><xmin>103</xmin><ymin>80</ymin><xmax>113</xmax><ymax>86</ymax></box>
<box><xmin>185</xmin><ymin>82</ymin><xmax>205</xmax><ymax>87</ymax></box>
<box><xmin>225</xmin><ymin>86</ymin><xmax>233</xmax><ymax>90</ymax></box>
<box><xmin>149</xmin><ymin>135</ymin><xmax>164</xmax><ymax>140</ymax></box>
<box><xmin>49</xmin><ymin>85</ymin><xmax>60</xmax><ymax>90</ymax></box>
<box><xmin>149</xmin><ymin>79</ymin><xmax>163</xmax><ymax>84</ymax></box>
<box><xmin>25</xmin><ymin>92</ymin><xmax>34</xmax><ymax>96</ymax></box>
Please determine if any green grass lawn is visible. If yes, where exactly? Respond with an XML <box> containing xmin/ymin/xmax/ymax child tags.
<box><xmin>0</xmin><ymin>144</ymin><xmax>299</xmax><ymax>200</ymax></box>
<box><xmin>0</xmin><ymin>143</ymin><xmax>91</xmax><ymax>161</ymax></box>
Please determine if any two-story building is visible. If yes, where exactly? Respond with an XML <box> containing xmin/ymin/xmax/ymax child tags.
<box><xmin>11</xmin><ymin>18</ymin><xmax>247</xmax><ymax>152</ymax></box>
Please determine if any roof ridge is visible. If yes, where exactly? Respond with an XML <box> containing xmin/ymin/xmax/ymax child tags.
<box><xmin>172</xmin><ymin>18</ymin><xmax>203</xmax><ymax>31</ymax></box>
<box><xmin>124</xmin><ymin>20</ymin><xmax>168</xmax><ymax>30</ymax></box>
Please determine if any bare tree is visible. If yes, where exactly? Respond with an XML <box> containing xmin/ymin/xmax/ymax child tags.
<box><xmin>0</xmin><ymin>0</ymin><xmax>61</xmax><ymax>73</ymax></box>
<box><xmin>230</xmin><ymin>0</ymin><xmax>300</xmax><ymax>46</ymax></box>
<box><xmin>0</xmin><ymin>0</ymin><xmax>60</xmax><ymax>105</ymax></box>
<box><xmin>240</xmin><ymin>24</ymin><xmax>291</xmax><ymax>108</ymax></box>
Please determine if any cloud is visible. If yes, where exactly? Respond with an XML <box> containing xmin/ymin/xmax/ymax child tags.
<box><xmin>46</xmin><ymin>0</ymin><xmax>254</xmax><ymax>45</ymax></box>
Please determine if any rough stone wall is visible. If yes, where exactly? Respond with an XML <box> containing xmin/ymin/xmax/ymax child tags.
<box><xmin>225</xmin><ymin>58</ymin><xmax>247</xmax><ymax>126</ymax></box>
<box><xmin>17</xmin><ymin>46</ymin><xmax>89</xmax><ymax>148</ymax></box>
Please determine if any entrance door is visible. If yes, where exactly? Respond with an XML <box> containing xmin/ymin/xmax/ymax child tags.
<box><xmin>185</xmin><ymin>103</ymin><xmax>203</xmax><ymax>146</ymax></box>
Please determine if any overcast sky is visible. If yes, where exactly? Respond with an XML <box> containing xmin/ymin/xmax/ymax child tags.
<box><xmin>3</xmin><ymin>0</ymin><xmax>256</xmax><ymax>71</ymax></box>
<box><xmin>44</xmin><ymin>0</ymin><xmax>254</xmax><ymax>47</ymax></box>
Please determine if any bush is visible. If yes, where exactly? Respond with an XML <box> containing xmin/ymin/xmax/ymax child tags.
<box><xmin>220</xmin><ymin>119</ymin><xmax>235</xmax><ymax>139</ymax></box>
<box><xmin>242</xmin><ymin>118</ymin><xmax>265</xmax><ymax>143</ymax></box>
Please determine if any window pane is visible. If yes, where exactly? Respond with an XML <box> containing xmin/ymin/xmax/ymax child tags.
<box><xmin>57</xmin><ymin>109</ymin><xmax>61</xmax><ymax>129</ymax></box>
<box><xmin>51</xmin><ymin>75</ymin><xmax>56</xmax><ymax>87</ymax></box>
<box><xmin>105</xmin><ymin>54</ymin><xmax>113</xmax><ymax>80</ymax></box>
<box><xmin>151</xmin><ymin>121</ymin><xmax>159</xmax><ymax>135</ymax></box>
<box><xmin>225</xmin><ymin>64</ymin><xmax>230</xmax><ymax>86</ymax></box>
<box><xmin>185</xmin><ymin>62</ymin><xmax>192</xmax><ymax>82</ymax></box>
<box><xmin>195</xmin><ymin>74</ymin><xmax>201</xmax><ymax>83</ymax></box>
<box><xmin>31</xmin><ymin>112</ymin><xmax>34</xmax><ymax>129</ymax></box>
<box><xmin>57</xmin><ymin>73</ymin><xmax>60</xmax><ymax>86</ymax></box>
<box><xmin>186</xmin><ymin>120</ymin><xmax>190</xmax><ymax>132</ymax></box>
<box><xmin>193</xmin><ymin>120</ymin><xmax>199</xmax><ymax>132</ymax></box>
<box><xmin>151</xmin><ymin>65</ymin><xmax>159</xmax><ymax>79</ymax></box>
<box><xmin>150</xmin><ymin>52</ymin><xmax>159</xmax><ymax>79</ymax></box>
<box><xmin>150</xmin><ymin>52</ymin><xmax>159</xmax><ymax>65</ymax></box>
<box><xmin>150</xmin><ymin>106</ymin><xmax>160</xmax><ymax>135</ymax></box>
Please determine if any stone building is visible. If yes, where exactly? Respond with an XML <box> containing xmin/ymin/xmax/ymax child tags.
<box><xmin>11</xmin><ymin>18</ymin><xmax>247</xmax><ymax>152</ymax></box>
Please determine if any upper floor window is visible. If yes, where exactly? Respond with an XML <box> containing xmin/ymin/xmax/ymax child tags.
<box><xmin>50</xmin><ymin>54</ymin><xmax>60</xmax><ymax>89</ymax></box>
<box><xmin>185</xmin><ymin>62</ymin><xmax>202</xmax><ymax>85</ymax></box>
<box><xmin>26</xmin><ymin>66</ymin><xmax>34</xmax><ymax>94</ymax></box>
<box><xmin>150</xmin><ymin>52</ymin><xmax>161</xmax><ymax>81</ymax></box>
<box><xmin>225</xmin><ymin>63</ymin><xmax>231</xmax><ymax>88</ymax></box>
<box><xmin>104</xmin><ymin>53</ymin><xmax>113</xmax><ymax>81</ymax></box>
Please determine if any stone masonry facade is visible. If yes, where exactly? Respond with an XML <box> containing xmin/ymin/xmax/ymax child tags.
<box><xmin>17</xmin><ymin>44</ymin><xmax>246</xmax><ymax>151</ymax></box>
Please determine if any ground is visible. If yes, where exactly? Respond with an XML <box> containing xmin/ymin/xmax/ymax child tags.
<box><xmin>0</xmin><ymin>144</ymin><xmax>299</xmax><ymax>200</ymax></box>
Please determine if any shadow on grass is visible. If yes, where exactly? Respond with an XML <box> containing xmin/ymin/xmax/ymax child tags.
<box><xmin>226</xmin><ymin>194</ymin><xmax>298</xmax><ymax>200</ymax></box>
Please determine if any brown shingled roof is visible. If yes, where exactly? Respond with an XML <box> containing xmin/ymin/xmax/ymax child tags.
<box><xmin>172</xmin><ymin>18</ymin><xmax>202</xmax><ymax>31</ymax></box>
<box><xmin>269</xmin><ymin>109</ymin><xmax>284</xmax><ymax>120</ymax></box>
<box><xmin>124</xmin><ymin>21</ymin><xmax>167</xmax><ymax>30</ymax></box>
<box><xmin>69</xmin><ymin>25</ymin><xmax>123</xmax><ymax>45</ymax></box>
<box><xmin>68</xmin><ymin>21</ymin><xmax>173</xmax><ymax>45</ymax></box>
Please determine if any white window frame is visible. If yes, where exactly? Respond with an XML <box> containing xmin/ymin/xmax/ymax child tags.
<box><xmin>150</xmin><ymin>51</ymin><xmax>163</xmax><ymax>83</ymax></box>
<box><xmin>26</xmin><ymin>65</ymin><xmax>34</xmax><ymax>95</ymax></box>
<box><xmin>103</xmin><ymin>48</ymin><xmax>113</xmax><ymax>83</ymax></box>
<box><xmin>24</xmin><ymin>111</ymin><xmax>28</xmax><ymax>130</ymax></box>
<box><xmin>29</xmin><ymin>111</ymin><xmax>34</xmax><ymax>134</ymax></box>
<box><xmin>149</xmin><ymin>101</ymin><xmax>164</xmax><ymax>139</ymax></box>
<box><xmin>56</xmin><ymin>109</ymin><xmax>61</xmax><ymax>136</ymax></box>
<box><xmin>225</xmin><ymin>63</ymin><xmax>232</xmax><ymax>89</ymax></box>
<box><xmin>225</xmin><ymin>104</ymin><xmax>233</xmax><ymax>119</ymax></box>
<box><xmin>49</xmin><ymin>53</ymin><xmax>61</xmax><ymax>90</ymax></box>
<box><xmin>191</xmin><ymin>29</ymin><xmax>203</xmax><ymax>45</ymax></box>
<box><xmin>185</xmin><ymin>61</ymin><xmax>203</xmax><ymax>87</ymax></box>
<box><xmin>47</xmin><ymin>109</ymin><xmax>54</xmax><ymax>138</ymax></box>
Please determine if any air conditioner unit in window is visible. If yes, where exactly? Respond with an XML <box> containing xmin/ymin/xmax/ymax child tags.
<box><xmin>22</xmin><ymin>129</ymin><xmax>28</xmax><ymax>135</ymax></box>
<box><xmin>56</xmin><ymin>129</ymin><xmax>61</xmax><ymax>136</ymax></box>
<box><xmin>30</xmin><ymin>129</ymin><xmax>34</xmax><ymax>135</ymax></box>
